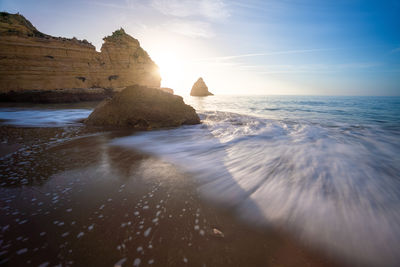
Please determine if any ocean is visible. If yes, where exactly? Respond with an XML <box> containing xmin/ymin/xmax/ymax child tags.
<box><xmin>115</xmin><ymin>95</ymin><xmax>400</xmax><ymax>265</ymax></box>
<box><xmin>1</xmin><ymin>95</ymin><xmax>400</xmax><ymax>266</ymax></box>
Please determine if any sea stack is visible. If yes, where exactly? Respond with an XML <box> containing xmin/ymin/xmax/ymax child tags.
<box><xmin>190</xmin><ymin>78</ymin><xmax>213</xmax><ymax>96</ymax></box>
<box><xmin>85</xmin><ymin>85</ymin><xmax>200</xmax><ymax>129</ymax></box>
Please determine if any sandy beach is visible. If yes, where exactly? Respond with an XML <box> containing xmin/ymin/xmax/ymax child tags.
<box><xmin>0</xmin><ymin>123</ymin><xmax>337</xmax><ymax>266</ymax></box>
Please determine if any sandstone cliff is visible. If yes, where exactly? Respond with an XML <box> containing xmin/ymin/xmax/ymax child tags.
<box><xmin>85</xmin><ymin>85</ymin><xmax>200</xmax><ymax>129</ymax></box>
<box><xmin>190</xmin><ymin>77</ymin><xmax>213</xmax><ymax>96</ymax></box>
<box><xmin>0</xmin><ymin>12</ymin><xmax>161</xmax><ymax>101</ymax></box>
<box><xmin>160</xmin><ymin>87</ymin><xmax>174</xmax><ymax>94</ymax></box>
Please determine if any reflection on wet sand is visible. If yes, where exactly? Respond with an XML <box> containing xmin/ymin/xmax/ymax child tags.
<box><xmin>0</xmin><ymin>126</ymin><xmax>336</xmax><ymax>266</ymax></box>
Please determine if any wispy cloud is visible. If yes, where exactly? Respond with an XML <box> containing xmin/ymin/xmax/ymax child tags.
<box><xmin>254</xmin><ymin>62</ymin><xmax>382</xmax><ymax>74</ymax></box>
<box><xmin>196</xmin><ymin>48</ymin><xmax>336</xmax><ymax>61</ymax></box>
<box><xmin>164</xmin><ymin>19</ymin><xmax>215</xmax><ymax>38</ymax></box>
<box><xmin>391</xmin><ymin>47</ymin><xmax>400</xmax><ymax>53</ymax></box>
<box><xmin>229</xmin><ymin>0</ymin><xmax>284</xmax><ymax>13</ymax></box>
<box><xmin>194</xmin><ymin>48</ymin><xmax>384</xmax><ymax>74</ymax></box>
<box><xmin>87</xmin><ymin>1</ymin><xmax>147</xmax><ymax>10</ymax></box>
<box><xmin>195</xmin><ymin>58</ymin><xmax>382</xmax><ymax>74</ymax></box>
<box><xmin>150</xmin><ymin>0</ymin><xmax>229</xmax><ymax>38</ymax></box>
<box><xmin>150</xmin><ymin>0</ymin><xmax>229</xmax><ymax>20</ymax></box>
<box><xmin>89</xmin><ymin>0</ymin><xmax>228</xmax><ymax>38</ymax></box>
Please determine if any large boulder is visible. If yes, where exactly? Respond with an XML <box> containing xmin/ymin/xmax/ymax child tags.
<box><xmin>190</xmin><ymin>78</ymin><xmax>213</xmax><ymax>96</ymax></box>
<box><xmin>85</xmin><ymin>85</ymin><xmax>200</xmax><ymax>129</ymax></box>
<box><xmin>160</xmin><ymin>87</ymin><xmax>174</xmax><ymax>94</ymax></box>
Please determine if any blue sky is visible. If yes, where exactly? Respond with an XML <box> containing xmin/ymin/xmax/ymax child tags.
<box><xmin>2</xmin><ymin>0</ymin><xmax>399</xmax><ymax>96</ymax></box>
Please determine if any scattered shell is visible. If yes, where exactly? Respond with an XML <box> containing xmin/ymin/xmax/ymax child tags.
<box><xmin>212</xmin><ymin>228</ymin><xmax>224</xmax><ymax>238</ymax></box>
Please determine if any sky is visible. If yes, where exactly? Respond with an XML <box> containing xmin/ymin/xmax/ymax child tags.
<box><xmin>2</xmin><ymin>0</ymin><xmax>400</xmax><ymax>96</ymax></box>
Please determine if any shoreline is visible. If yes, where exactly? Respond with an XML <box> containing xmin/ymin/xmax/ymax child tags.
<box><xmin>0</xmin><ymin>124</ymin><xmax>339</xmax><ymax>266</ymax></box>
<box><xmin>0</xmin><ymin>88</ymin><xmax>113</xmax><ymax>104</ymax></box>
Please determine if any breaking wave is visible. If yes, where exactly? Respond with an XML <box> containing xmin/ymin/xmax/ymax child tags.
<box><xmin>112</xmin><ymin>105</ymin><xmax>400</xmax><ymax>266</ymax></box>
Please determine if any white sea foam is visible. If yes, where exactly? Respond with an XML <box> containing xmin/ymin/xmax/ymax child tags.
<box><xmin>0</xmin><ymin>108</ymin><xmax>91</xmax><ymax>127</ymax></box>
<box><xmin>112</xmin><ymin>107</ymin><xmax>400</xmax><ymax>266</ymax></box>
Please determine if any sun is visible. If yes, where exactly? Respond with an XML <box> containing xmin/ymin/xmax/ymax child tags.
<box><xmin>151</xmin><ymin>51</ymin><xmax>190</xmax><ymax>96</ymax></box>
<box><xmin>144</xmin><ymin>35</ymin><xmax>210</xmax><ymax>96</ymax></box>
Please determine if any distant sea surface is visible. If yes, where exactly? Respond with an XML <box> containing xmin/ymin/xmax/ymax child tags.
<box><xmin>1</xmin><ymin>95</ymin><xmax>400</xmax><ymax>266</ymax></box>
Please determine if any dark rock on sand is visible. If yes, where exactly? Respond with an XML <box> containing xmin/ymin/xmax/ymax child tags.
<box><xmin>190</xmin><ymin>77</ymin><xmax>214</xmax><ymax>96</ymax></box>
<box><xmin>85</xmin><ymin>85</ymin><xmax>200</xmax><ymax>129</ymax></box>
<box><xmin>160</xmin><ymin>87</ymin><xmax>174</xmax><ymax>94</ymax></box>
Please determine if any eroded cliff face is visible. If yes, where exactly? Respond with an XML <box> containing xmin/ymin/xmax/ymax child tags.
<box><xmin>0</xmin><ymin>12</ymin><xmax>161</xmax><ymax>96</ymax></box>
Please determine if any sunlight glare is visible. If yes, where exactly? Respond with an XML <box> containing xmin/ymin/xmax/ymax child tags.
<box><xmin>152</xmin><ymin>51</ymin><xmax>187</xmax><ymax>95</ymax></box>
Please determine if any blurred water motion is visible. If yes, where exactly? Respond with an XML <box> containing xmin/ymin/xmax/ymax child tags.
<box><xmin>0</xmin><ymin>96</ymin><xmax>399</xmax><ymax>266</ymax></box>
<box><xmin>112</xmin><ymin>96</ymin><xmax>400</xmax><ymax>266</ymax></box>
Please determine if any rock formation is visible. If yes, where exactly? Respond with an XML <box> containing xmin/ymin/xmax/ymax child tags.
<box><xmin>85</xmin><ymin>85</ymin><xmax>200</xmax><ymax>129</ymax></box>
<box><xmin>160</xmin><ymin>87</ymin><xmax>174</xmax><ymax>94</ymax></box>
<box><xmin>0</xmin><ymin>12</ymin><xmax>161</xmax><ymax>102</ymax></box>
<box><xmin>190</xmin><ymin>77</ymin><xmax>213</xmax><ymax>96</ymax></box>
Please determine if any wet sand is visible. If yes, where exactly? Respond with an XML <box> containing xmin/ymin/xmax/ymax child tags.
<box><xmin>0</xmin><ymin>125</ymin><xmax>338</xmax><ymax>266</ymax></box>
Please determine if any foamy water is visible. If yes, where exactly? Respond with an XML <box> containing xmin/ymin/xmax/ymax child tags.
<box><xmin>0</xmin><ymin>103</ymin><xmax>94</xmax><ymax>127</ymax></box>
<box><xmin>111</xmin><ymin>96</ymin><xmax>400</xmax><ymax>266</ymax></box>
<box><xmin>1</xmin><ymin>96</ymin><xmax>399</xmax><ymax>266</ymax></box>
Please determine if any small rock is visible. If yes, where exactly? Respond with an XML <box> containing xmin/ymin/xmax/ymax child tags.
<box><xmin>212</xmin><ymin>228</ymin><xmax>224</xmax><ymax>238</ymax></box>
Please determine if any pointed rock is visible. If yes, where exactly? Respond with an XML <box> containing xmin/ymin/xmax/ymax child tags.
<box><xmin>190</xmin><ymin>77</ymin><xmax>213</xmax><ymax>96</ymax></box>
